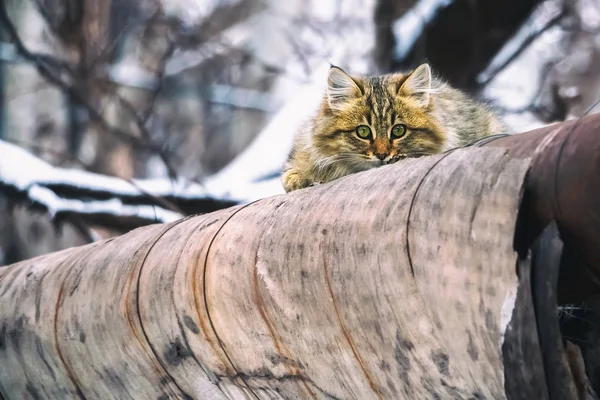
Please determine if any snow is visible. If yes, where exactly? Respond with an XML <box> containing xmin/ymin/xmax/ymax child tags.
<box><xmin>202</xmin><ymin>62</ymin><xmax>330</xmax><ymax>199</ymax></box>
<box><xmin>28</xmin><ymin>185</ymin><xmax>182</xmax><ymax>223</ymax></box>
<box><xmin>0</xmin><ymin>140</ymin><xmax>199</xmax><ymax>198</ymax></box>
<box><xmin>392</xmin><ymin>0</ymin><xmax>454</xmax><ymax>60</ymax></box>
<box><xmin>1</xmin><ymin>0</ymin><xmax>577</xmax><ymax>224</ymax></box>
<box><xmin>109</xmin><ymin>62</ymin><xmax>160</xmax><ymax>91</ymax></box>
<box><xmin>0</xmin><ymin>117</ymin><xmax>291</xmax><ymax>223</ymax></box>
<box><xmin>0</xmin><ymin>141</ymin><xmax>184</xmax><ymax>223</ymax></box>
<box><xmin>0</xmin><ymin>140</ymin><xmax>196</xmax><ymax>224</ymax></box>
<box><xmin>0</xmin><ymin>140</ymin><xmax>58</xmax><ymax>189</ymax></box>
<box><xmin>500</xmin><ymin>288</ymin><xmax>518</xmax><ymax>349</ymax></box>
<box><xmin>477</xmin><ymin>0</ymin><xmax>564</xmax><ymax>87</ymax></box>
<box><xmin>160</xmin><ymin>0</ymin><xmax>242</xmax><ymax>27</ymax></box>
<box><xmin>480</xmin><ymin>0</ymin><xmax>567</xmax><ymax>132</ymax></box>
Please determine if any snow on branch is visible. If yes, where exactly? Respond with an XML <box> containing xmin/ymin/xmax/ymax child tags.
<box><xmin>0</xmin><ymin>65</ymin><xmax>327</xmax><ymax>231</ymax></box>
<box><xmin>204</xmin><ymin>63</ymin><xmax>329</xmax><ymax>194</ymax></box>
<box><xmin>477</xmin><ymin>0</ymin><xmax>565</xmax><ymax>86</ymax></box>
<box><xmin>392</xmin><ymin>0</ymin><xmax>454</xmax><ymax>61</ymax></box>
<box><xmin>480</xmin><ymin>0</ymin><xmax>569</xmax><ymax>133</ymax></box>
<box><xmin>0</xmin><ymin>140</ymin><xmax>232</xmax><ymax>231</ymax></box>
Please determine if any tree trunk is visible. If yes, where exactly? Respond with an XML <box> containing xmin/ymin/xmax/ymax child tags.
<box><xmin>0</xmin><ymin>0</ymin><xmax>90</xmax><ymax>264</ymax></box>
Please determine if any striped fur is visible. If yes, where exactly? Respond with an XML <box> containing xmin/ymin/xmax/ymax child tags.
<box><xmin>282</xmin><ymin>63</ymin><xmax>508</xmax><ymax>192</ymax></box>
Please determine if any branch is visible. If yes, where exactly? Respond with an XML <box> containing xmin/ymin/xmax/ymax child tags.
<box><xmin>0</xmin><ymin>140</ymin><xmax>240</xmax><ymax>231</ymax></box>
<box><xmin>478</xmin><ymin>0</ymin><xmax>573</xmax><ymax>132</ymax></box>
<box><xmin>0</xmin><ymin>61</ymin><xmax>332</xmax><ymax>230</ymax></box>
<box><xmin>0</xmin><ymin>2</ymin><xmax>182</xmax><ymax>180</ymax></box>
<box><xmin>391</xmin><ymin>0</ymin><xmax>454</xmax><ymax>61</ymax></box>
<box><xmin>0</xmin><ymin>2</ymin><xmax>155</xmax><ymax>152</ymax></box>
<box><xmin>477</xmin><ymin>0</ymin><xmax>566</xmax><ymax>86</ymax></box>
<box><xmin>202</xmin><ymin>63</ymin><xmax>329</xmax><ymax>190</ymax></box>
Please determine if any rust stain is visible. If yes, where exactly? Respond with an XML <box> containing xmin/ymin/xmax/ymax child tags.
<box><xmin>405</xmin><ymin>150</ymin><xmax>456</xmax><ymax>276</ymax></box>
<box><xmin>123</xmin><ymin>219</ymin><xmax>198</xmax><ymax>398</ymax></box>
<box><xmin>252</xmin><ymin>251</ymin><xmax>284</xmax><ymax>356</ymax></box>
<box><xmin>196</xmin><ymin>201</ymin><xmax>264</xmax><ymax>400</ymax></box>
<box><xmin>54</xmin><ymin>282</ymin><xmax>87</xmax><ymax>399</ymax></box>
<box><xmin>122</xmin><ymin>258</ymin><xmax>165</xmax><ymax>379</ymax></box>
<box><xmin>159</xmin><ymin>215</ymin><xmax>233</xmax><ymax>388</ymax></box>
<box><xmin>191</xmin><ymin>234</ymin><xmax>233</xmax><ymax>371</ymax></box>
<box><xmin>322</xmin><ymin>254</ymin><xmax>383</xmax><ymax>399</ymax></box>
<box><xmin>150</xmin><ymin>214</ymin><xmax>231</xmax><ymax>372</ymax></box>
<box><xmin>252</xmin><ymin>249</ymin><xmax>317</xmax><ymax>399</ymax></box>
<box><xmin>486</xmin><ymin>113</ymin><xmax>600</xmax><ymax>303</ymax></box>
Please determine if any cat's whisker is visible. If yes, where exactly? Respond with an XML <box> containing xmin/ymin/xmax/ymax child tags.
<box><xmin>397</xmin><ymin>151</ymin><xmax>432</xmax><ymax>159</ymax></box>
<box><xmin>315</xmin><ymin>155</ymin><xmax>345</xmax><ymax>170</ymax></box>
<box><xmin>314</xmin><ymin>152</ymin><xmax>369</xmax><ymax>172</ymax></box>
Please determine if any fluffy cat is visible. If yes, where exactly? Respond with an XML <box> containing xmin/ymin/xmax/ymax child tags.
<box><xmin>282</xmin><ymin>63</ymin><xmax>507</xmax><ymax>192</ymax></box>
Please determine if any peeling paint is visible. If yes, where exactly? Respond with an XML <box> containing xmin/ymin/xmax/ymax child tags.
<box><xmin>499</xmin><ymin>288</ymin><xmax>518</xmax><ymax>347</ymax></box>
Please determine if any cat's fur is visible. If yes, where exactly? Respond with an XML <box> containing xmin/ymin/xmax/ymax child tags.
<box><xmin>281</xmin><ymin>63</ymin><xmax>507</xmax><ymax>192</ymax></box>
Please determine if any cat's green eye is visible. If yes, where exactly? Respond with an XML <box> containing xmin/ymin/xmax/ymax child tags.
<box><xmin>391</xmin><ymin>124</ymin><xmax>407</xmax><ymax>138</ymax></box>
<box><xmin>356</xmin><ymin>125</ymin><xmax>371</xmax><ymax>139</ymax></box>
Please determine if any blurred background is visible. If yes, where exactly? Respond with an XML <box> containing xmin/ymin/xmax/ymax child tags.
<box><xmin>0</xmin><ymin>0</ymin><xmax>599</xmax><ymax>266</ymax></box>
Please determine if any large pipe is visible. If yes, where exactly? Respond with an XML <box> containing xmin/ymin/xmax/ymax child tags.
<box><xmin>0</xmin><ymin>147</ymin><xmax>532</xmax><ymax>399</ymax></box>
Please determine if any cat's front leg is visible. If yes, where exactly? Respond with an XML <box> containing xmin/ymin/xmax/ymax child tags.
<box><xmin>282</xmin><ymin>167</ymin><xmax>316</xmax><ymax>192</ymax></box>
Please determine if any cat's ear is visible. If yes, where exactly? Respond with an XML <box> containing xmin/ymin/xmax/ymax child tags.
<box><xmin>327</xmin><ymin>66</ymin><xmax>362</xmax><ymax>111</ymax></box>
<box><xmin>398</xmin><ymin>63</ymin><xmax>432</xmax><ymax>108</ymax></box>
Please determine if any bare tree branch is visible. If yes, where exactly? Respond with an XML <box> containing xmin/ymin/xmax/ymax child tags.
<box><xmin>477</xmin><ymin>0</ymin><xmax>566</xmax><ymax>86</ymax></box>
<box><xmin>0</xmin><ymin>1</ymin><xmax>180</xmax><ymax>178</ymax></box>
<box><xmin>0</xmin><ymin>140</ymin><xmax>238</xmax><ymax>231</ymax></box>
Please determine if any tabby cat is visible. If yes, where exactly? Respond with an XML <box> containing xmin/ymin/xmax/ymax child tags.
<box><xmin>281</xmin><ymin>63</ymin><xmax>507</xmax><ymax>192</ymax></box>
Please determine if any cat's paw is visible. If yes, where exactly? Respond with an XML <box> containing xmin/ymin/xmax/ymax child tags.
<box><xmin>308</xmin><ymin>181</ymin><xmax>323</xmax><ymax>187</ymax></box>
<box><xmin>282</xmin><ymin>169</ymin><xmax>311</xmax><ymax>192</ymax></box>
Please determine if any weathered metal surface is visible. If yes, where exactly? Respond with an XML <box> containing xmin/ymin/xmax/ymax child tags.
<box><xmin>485</xmin><ymin>113</ymin><xmax>600</xmax><ymax>304</ymax></box>
<box><xmin>0</xmin><ymin>148</ymin><xmax>529</xmax><ymax>399</ymax></box>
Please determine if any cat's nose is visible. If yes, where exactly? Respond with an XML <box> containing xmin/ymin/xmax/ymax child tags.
<box><xmin>374</xmin><ymin>153</ymin><xmax>387</xmax><ymax>160</ymax></box>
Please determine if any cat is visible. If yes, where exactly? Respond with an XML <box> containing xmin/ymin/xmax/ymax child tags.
<box><xmin>281</xmin><ymin>63</ymin><xmax>508</xmax><ymax>192</ymax></box>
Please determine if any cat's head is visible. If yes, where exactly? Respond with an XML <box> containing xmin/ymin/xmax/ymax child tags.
<box><xmin>312</xmin><ymin>63</ymin><xmax>447</xmax><ymax>171</ymax></box>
